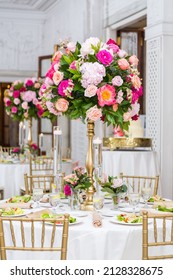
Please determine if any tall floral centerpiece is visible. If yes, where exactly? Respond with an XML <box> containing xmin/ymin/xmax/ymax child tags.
<box><xmin>4</xmin><ymin>78</ymin><xmax>44</xmax><ymax>145</ymax></box>
<box><xmin>39</xmin><ymin>37</ymin><xmax>143</xmax><ymax>209</ymax></box>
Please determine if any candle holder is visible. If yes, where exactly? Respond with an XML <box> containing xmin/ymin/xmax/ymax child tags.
<box><xmin>53</xmin><ymin>126</ymin><xmax>62</xmax><ymax>193</ymax></box>
<box><xmin>39</xmin><ymin>133</ymin><xmax>44</xmax><ymax>156</ymax></box>
<box><xmin>93</xmin><ymin>137</ymin><xmax>102</xmax><ymax>192</ymax></box>
<box><xmin>19</xmin><ymin>121</ymin><xmax>24</xmax><ymax>151</ymax></box>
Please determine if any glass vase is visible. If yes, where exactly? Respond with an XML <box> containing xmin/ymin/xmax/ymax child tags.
<box><xmin>112</xmin><ymin>195</ymin><xmax>120</xmax><ymax>210</ymax></box>
<box><xmin>69</xmin><ymin>190</ymin><xmax>80</xmax><ymax>210</ymax></box>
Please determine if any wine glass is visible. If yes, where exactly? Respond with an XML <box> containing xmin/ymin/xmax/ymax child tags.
<box><xmin>93</xmin><ymin>192</ymin><xmax>104</xmax><ymax>211</ymax></box>
<box><xmin>32</xmin><ymin>188</ymin><xmax>43</xmax><ymax>208</ymax></box>
<box><xmin>49</xmin><ymin>193</ymin><xmax>61</xmax><ymax>213</ymax></box>
<box><xmin>141</xmin><ymin>187</ymin><xmax>152</xmax><ymax>208</ymax></box>
<box><xmin>128</xmin><ymin>192</ymin><xmax>140</xmax><ymax>215</ymax></box>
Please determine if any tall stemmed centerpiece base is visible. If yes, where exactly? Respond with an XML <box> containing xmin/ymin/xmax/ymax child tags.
<box><xmin>27</xmin><ymin>117</ymin><xmax>33</xmax><ymax>145</ymax></box>
<box><xmin>82</xmin><ymin>120</ymin><xmax>96</xmax><ymax>211</ymax></box>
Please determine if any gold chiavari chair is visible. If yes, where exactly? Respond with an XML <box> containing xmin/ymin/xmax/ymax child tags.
<box><xmin>119</xmin><ymin>173</ymin><xmax>159</xmax><ymax>196</ymax></box>
<box><xmin>24</xmin><ymin>173</ymin><xmax>55</xmax><ymax>195</ymax></box>
<box><xmin>142</xmin><ymin>211</ymin><xmax>173</xmax><ymax>260</ymax></box>
<box><xmin>1</xmin><ymin>147</ymin><xmax>16</xmax><ymax>155</ymax></box>
<box><xmin>29</xmin><ymin>154</ymin><xmax>54</xmax><ymax>176</ymax></box>
<box><xmin>0</xmin><ymin>214</ymin><xmax>70</xmax><ymax>260</ymax></box>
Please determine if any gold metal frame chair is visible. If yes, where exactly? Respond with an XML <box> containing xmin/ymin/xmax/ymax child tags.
<box><xmin>1</xmin><ymin>147</ymin><xmax>16</xmax><ymax>154</ymax></box>
<box><xmin>29</xmin><ymin>155</ymin><xmax>54</xmax><ymax>176</ymax></box>
<box><xmin>119</xmin><ymin>173</ymin><xmax>159</xmax><ymax>196</ymax></box>
<box><xmin>24</xmin><ymin>173</ymin><xmax>55</xmax><ymax>195</ymax></box>
<box><xmin>0</xmin><ymin>214</ymin><xmax>69</xmax><ymax>260</ymax></box>
<box><xmin>142</xmin><ymin>211</ymin><xmax>173</xmax><ymax>259</ymax></box>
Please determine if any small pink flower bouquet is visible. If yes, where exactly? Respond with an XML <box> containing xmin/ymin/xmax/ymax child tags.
<box><xmin>39</xmin><ymin>37</ymin><xmax>143</xmax><ymax>132</ymax></box>
<box><xmin>64</xmin><ymin>166</ymin><xmax>91</xmax><ymax>196</ymax></box>
<box><xmin>4</xmin><ymin>78</ymin><xmax>44</xmax><ymax>121</ymax></box>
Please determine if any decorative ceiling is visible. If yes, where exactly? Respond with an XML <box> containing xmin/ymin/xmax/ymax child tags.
<box><xmin>0</xmin><ymin>0</ymin><xmax>59</xmax><ymax>12</ymax></box>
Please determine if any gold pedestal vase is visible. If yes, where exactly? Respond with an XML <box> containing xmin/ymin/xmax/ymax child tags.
<box><xmin>83</xmin><ymin>120</ymin><xmax>96</xmax><ymax>211</ymax></box>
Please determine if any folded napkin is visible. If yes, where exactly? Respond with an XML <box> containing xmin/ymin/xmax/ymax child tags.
<box><xmin>0</xmin><ymin>202</ymin><xmax>33</xmax><ymax>209</ymax></box>
<box><xmin>92</xmin><ymin>211</ymin><xmax>102</xmax><ymax>228</ymax></box>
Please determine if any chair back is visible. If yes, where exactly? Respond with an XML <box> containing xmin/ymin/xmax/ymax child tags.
<box><xmin>24</xmin><ymin>173</ymin><xmax>55</xmax><ymax>194</ymax></box>
<box><xmin>142</xmin><ymin>211</ymin><xmax>173</xmax><ymax>260</ymax></box>
<box><xmin>29</xmin><ymin>155</ymin><xmax>54</xmax><ymax>176</ymax></box>
<box><xmin>0</xmin><ymin>214</ymin><xmax>69</xmax><ymax>260</ymax></box>
<box><xmin>119</xmin><ymin>173</ymin><xmax>159</xmax><ymax>196</ymax></box>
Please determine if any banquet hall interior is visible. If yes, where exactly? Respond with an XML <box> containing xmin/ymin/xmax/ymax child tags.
<box><xmin>0</xmin><ymin>0</ymin><xmax>173</xmax><ymax>261</ymax></box>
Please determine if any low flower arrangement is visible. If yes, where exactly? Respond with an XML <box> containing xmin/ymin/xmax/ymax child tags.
<box><xmin>99</xmin><ymin>175</ymin><xmax>127</xmax><ymax>197</ymax></box>
<box><xmin>64</xmin><ymin>166</ymin><xmax>91</xmax><ymax>196</ymax></box>
<box><xmin>4</xmin><ymin>78</ymin><xmax>44</xmax><ymax>121</ymax></box>
<box><xmin>26</xmin><ymin>142</ymin><xmax>39</xmax><ymax>156</ymax></box>
<box><xmin>39</xmin><ymin>37</ymin><xmax>143</xmax><ymax>132</ymax></box>
<box><xmin>11</xmin><ymin>147</ymin><xmax>21</xmax><ymax>154</ymax></box>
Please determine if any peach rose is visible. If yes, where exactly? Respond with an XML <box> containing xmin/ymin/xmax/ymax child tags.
<box><xmin>129</xmin><ymin>55</ymin><xmax>139</xmax><ymax>66</ymax></box>
<box><xmin>55</xmin><ymin>98</ymin><xmax>69</xmax><ymax>112</ymax></box>
<box><xmin>118</xmin><ymin>58</ymin><xmax>129</xmax><ymax>70</ymax></box>
<box><xmin>84</xmin><ymin>85</ymin><xmax>97</xmax><ymax>98</ymax></box>
<box><xmin>53</xmin><ymin>71</ymin><xmax>64</xmax><ymax>85</ymax></box>
<box><xmin>112</xmin><ymin>103</ymin><xmax>118</xmax><ymax>112</ymax></box>
<box><xmin>131</xmin><ymin>75</ymin><xmax>141</xmax><ymax>89</ymax></box>
<box><xmin>86</xmin><ymin>105</ymin><xmax>102</xmax><ymax>121</ymax></box>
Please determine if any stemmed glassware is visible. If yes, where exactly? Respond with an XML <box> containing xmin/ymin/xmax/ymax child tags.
<box><xmin>128</xmin><ymin>192</ymin><xmax>140</xmax><ymax>215</ymax></box>
<box><xmin>93</xmin><ymin>191</ymin><xmax>104</xmax><ymax>211</ymax></box>
<box><xmin>32</xmin><ymin>188</ymin><xmax>43</xmax><ymax>208</ymax></box>
<box><xmin>49</xmin><ymin>193</ymin><xmax>61</xmax><ymax>213</ymax></box>
<box><xmin>141</xmin><ymin>186</ymin><xmax>152</xmax><ymax>208</ymax></box>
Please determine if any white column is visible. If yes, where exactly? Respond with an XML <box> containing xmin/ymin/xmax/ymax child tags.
<box><xmin>145</xmin><ymin>0</ymin><xmax>173</xmax><ymax>198</ymax></box>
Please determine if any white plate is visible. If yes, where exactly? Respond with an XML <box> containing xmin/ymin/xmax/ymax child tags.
<box><xmin>1</xmin><ymin>209</ymin><xmax>32</xmax><ymax>217</ymax></box>
<box><xmin>110</xmin><ymin>216</ymin><xmax>152</xmax><ymax>226</ymax></box>
<box><xmin>69</xmin><ymin>211</ymin><xmax>88</xmax><ymax>217</ymax></box>
<box><xmin>100</xmin><ymin>210</ymin><xmax>115</xmax><ymax>217</ymax></box>
<box><xmin>119</xmin><ymin>207</ymin><xmax>141</xmax><ymax>213</ymax></box>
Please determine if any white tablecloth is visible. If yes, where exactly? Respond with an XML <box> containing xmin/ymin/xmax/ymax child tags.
<box><xmin>0</xmin><ymin>162</ymin><xmax>72</xmax><ymax>199</ymax></box>
<box><xmin>3</xmin><ymin>205</ymin><xmax>172</xmax><ymax>260</ymax></box>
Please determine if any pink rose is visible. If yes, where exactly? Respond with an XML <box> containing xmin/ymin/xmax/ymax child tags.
<box><xmin>96</xmin><ymin>50</ymin><xmax>113</xmax><ymax>66</ymax></box>
<box><xmin>22</xmin><ymin>102</ymin><xmax>28</xmax><ymax>110</ymax></box>
<box><xmin>86</xmin><ymin>105</ymin><xmax>102</xmax><ymax>121</ymax></box>
<box><xmin>113</xmin><ymin>126</ymin><xmax>124</xmax><ymax>137</ymax></box>
<box><xmin>46</xmin><ymin>67</ymin><xmax>55</xmax><ymax>79</ymax></box>
<box><xmin>53</xmin><ymin>71</ymin><xmax>64</xmax><ymax>85</ymax></box>
<box><xmin>117</xmin><ymin>50</ymin><xmax>127</xmax><ymax>58</ymax></box>
<box><xmin>64</xmin><ymin>184</ymin><xmax>72</xmax><ymax>196</ymax></box>
<box><xmin>55</xmin><ymin>98</ymin><xmax>69</xmax><ymax>112</ymax></box>
<box><xmin>14</xmin><ymin>98</ymin><xmax>20</xmax><ymax>105</ymax></box>
<box><xmin>118</xmin><ymin>58</ymin><xmax>129</xmax><ymax>70</ymax></box>
<box><xmin>106</xmin><ymin>39</ymin><xmax>119</xmax><ymax>53</ymax></box>
<box><xmin>129</xmin><ymin>55</ymin><xmax>139</xmax><ymax>66</ymax></box>
<box><xmin>11</xmin><ymin>106</ymin><xmax>18</xmax><ymax>113</ymax></box>
<box><xmin>13</xmin><ymin>90</ymin><xmax>20</xmax><ymax>98</ymax></box>
<box><xmin>84</xmin><ymin>85</ymin><xmax>97</xmax><ymax>98</ymax></box>
<box><xmin>25</xmin><ymin>79</ymin><xmax>34</xmax><ymax>87</ymax></box>
<box><xmin>112</xmin><ymin>76</ymin><xmax>123</xmax><ymax>86</ymax></box>
<box><xmin>58</xmin><ymin>79</ymin><xmax>73</xmax><ymax>97</ymax></box>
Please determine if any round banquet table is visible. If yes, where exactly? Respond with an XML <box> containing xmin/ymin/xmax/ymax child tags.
<box><xmin>0</xmin><ymin>161</ymin><xmax>72</xmax><ymax>199</ymax></box>
<box><xmin>2</xmin><ymin>204</ymin><xmax>173</xmax><ymax>260</ymax></box>
<box><xmin>102</xmin><ymin>150</ymin><xmax>161</xmax><ymax>193</ymax></box>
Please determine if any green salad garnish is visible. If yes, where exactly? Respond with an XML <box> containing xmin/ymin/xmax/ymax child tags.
<box><xmin>158</xmin><ymin>205</ymin><xmax>173</xmax><ymax>212</ymax></box>
<box><xmin>41</xmin><ymin>213</ymin><xmax>76</xmax><ymax>223</ymax></box>
<box><xmin>6</xmin><ymin>195</ymin><xmax>31</xmax><ymax>203</ymax></box>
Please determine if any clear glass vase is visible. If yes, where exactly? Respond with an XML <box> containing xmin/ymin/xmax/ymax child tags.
<box><xmin>112</xmin><ymin>195</ymin><xmax>120</xmax><ymax>210</ymax></box>
<box><xmin>69</xmin><ymin>190</ymin><xmax>80</xmax><ymax>210</ymax></box>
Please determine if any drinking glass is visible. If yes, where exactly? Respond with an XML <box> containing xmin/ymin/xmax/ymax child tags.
<box><xmin>141</xmin><ymin>187</ymin><xmax>152</xmax><ymax>208</ymax></box>
<box><xmin>49</xmin><ymin>193</ymin><xmax>61</xmax><ymax>213</ymax></box>
<box><xmin>93</xmin><ymin>192</ymin><xmax>104</xmax><ymax>211</ymax></box>
<box><xmin>32</xmin><ymin>188</ymin><xmax>43</xmax><ymax>208</ymax></box>
<box><xmin>128</xmin><ymin>192</ymin><xmax>140</xmax><ymax>215</ymax></box>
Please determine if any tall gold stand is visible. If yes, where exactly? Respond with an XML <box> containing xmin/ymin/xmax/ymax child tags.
<box><xmin>28</xmin><ymin>118</ymin><xmax>32</xmax><ymax>145</ymax></box>
<box><xmin>83</xmin><ymin>120</ymin><xmax>96</xmax><ymax>211</ymax></box>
